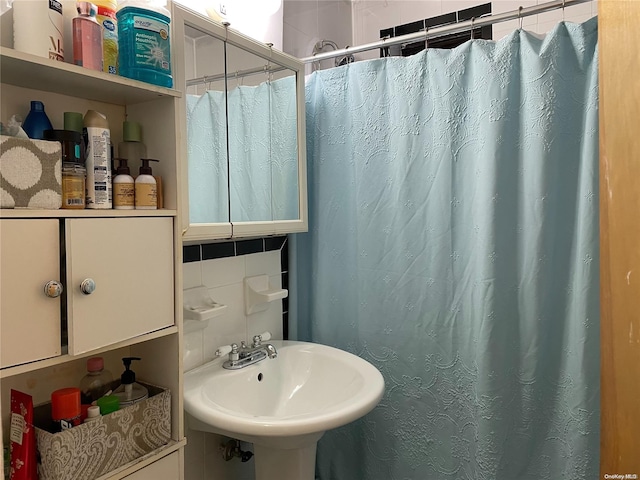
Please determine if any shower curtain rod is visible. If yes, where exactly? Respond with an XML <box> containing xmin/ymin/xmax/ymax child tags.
<box><xmin>186</xmin><ymin>64</ymin><xmax>287</xmax><ymax>87</ymax></box>
<box><xmin>300</xmin><ymin>0</ymin><xmax>592</xmax><ymax>64</ymax></box>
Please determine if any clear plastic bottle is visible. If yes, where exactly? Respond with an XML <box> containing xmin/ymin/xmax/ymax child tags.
<box><xmin>79</xmin><ymin>357</ymin><xmax>114</xmax><ymax>404</ymax></box>
<box><xmin>116</xmin><ymin>0</ymin><xmax>172</xmax><ymax>87</ymax></box>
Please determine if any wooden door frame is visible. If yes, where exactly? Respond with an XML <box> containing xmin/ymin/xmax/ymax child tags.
<box><xmin>599</xmin><ymin>0</ymin><xmax>640</xmax><ymax>477</ymax></box>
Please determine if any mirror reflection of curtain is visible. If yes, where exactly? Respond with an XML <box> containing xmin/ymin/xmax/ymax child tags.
<box><xmin>186</xmin><ymin>92</ymin><xmax>228</xmax><ymax>223</ymax></box>
<box><xmin>187</xmin><ymin>75</ymin><xmax>298</xmax><ymax>224</ymax></box>
<box><xmin>293</xmin><ymin>18</ymin><xmax>599</xmax><ymax>480</ymax></box>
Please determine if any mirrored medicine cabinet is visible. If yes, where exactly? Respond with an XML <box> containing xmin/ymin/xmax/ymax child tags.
<box><xmin>173</xmin><ymin>5</ymin><xmax>308</xmax><ymax>242</ymax></box>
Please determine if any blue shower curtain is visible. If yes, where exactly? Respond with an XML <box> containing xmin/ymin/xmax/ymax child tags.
<box><xmin>292</xmin><ymin>18</ymin><xmax>599</xmax><ymax>480</ymax></box>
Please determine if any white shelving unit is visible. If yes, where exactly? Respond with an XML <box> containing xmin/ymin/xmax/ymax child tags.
<box><xmin>0</xmin><ymin>38</ymin><xmax>186</xmax><ymax>479</ymax></box>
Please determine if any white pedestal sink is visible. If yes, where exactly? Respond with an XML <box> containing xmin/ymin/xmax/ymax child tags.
<box><xmin>184</xmin><ymin>340</ymin><xmax>385</xmax><ymax>480</ymax></box>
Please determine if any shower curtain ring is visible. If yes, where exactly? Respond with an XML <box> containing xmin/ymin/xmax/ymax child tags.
<box><xmin>518</xmin><ymin>6</ymin><xmax>523</xmax><ymax>30</ymax></box>
<box><xmin>470</xmin><ymin>17</ymin><xmax>475</xmax><ymax>40</ymax></box>
<box><xmin>562</xmin><ymin>0</ymin><xmax>566</xmax><ymax>21</ymax></box>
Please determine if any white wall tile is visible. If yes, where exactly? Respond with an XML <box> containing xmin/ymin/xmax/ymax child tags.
<box><xmin>400</xmin><ymin>1</ymin><xmax>442</xmax><ymax>24</ymax></box>
<box><xmin>202</xmin><ymin>256</ymin><xmax>245</xmax><ymax>288</ymax></box>
<box><xmin>245</xmin><ymin>250</ymin><xmax>282</xmax><ymax>277</ymax></box>
<box><xmin>183</xmin><ymin>330</ymin><xmax>205</xmax><ymax>372</ymax></box>
<box><xmin>317</xmin><ymin>1</ymin><xmax>353</xmax><ymax>48</ymax></box>
<box><xmin>535</xmin><ymin>7</ymin><xmax>563</xmax><ymax>25</ymax></box>
<box><xmin>203</xmin><ymin>282</ymin><xmax>246</xmax><ymax>362</ymax></box>
<box><xmin>566</xmin><ymin>12</ymin><xmax>596</xmax><ymax>24</ymax></box>
<box><xmin>347</xmin><ymin>0</ymin><xmax>596</xmax><ymax>63</ymax></box>
<box><xmin>183</xmin><ymin>262</ymin><xmax>203</xmax><ymax>289</ymax></box>
<box><xmin>246</xmin><ymin>273</ymin><xmax>285</xmax><ymax>341</ymax></box>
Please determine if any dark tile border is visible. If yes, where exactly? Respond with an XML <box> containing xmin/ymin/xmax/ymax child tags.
<box><xmin>183</xmin><ymin>245</ymin><xmax>201</xmax><ymax>263</ymax></box>
<box><xmin>379</xmin><ymin>2</ymin><xmax>492</xmax><ymax>57</ymax></box>
<box><xmin>184</xmin><ymin>235</ymin><xmax>290</xmax><ymax>339</ymax></box>
<box><xmin>202</xmin><ymin>241</ymin><xmax>235</xmax><ymax>260</ymax></box>
<box><xmin>185</xmin><ymin>236</ymin><xmax>287</xmax><ymax>263</ymax></box>
<box><xmin>236</xmin><ymin>239</ymin><xmax>264</xmax><ymax>256</ymax></box>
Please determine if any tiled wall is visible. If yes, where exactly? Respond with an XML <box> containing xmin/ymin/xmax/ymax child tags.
<box><xmin>352</xmin><ymin>0</ymin><xmax>598</xmax><ymax>61</ymax></box>
<box><xmin>283</xmin><ymin>0</ymin><xmax>353</xmax><ymax>75</ymax></box>
<box><xmin>282</xmin><ymin>0</ymin><xmax>598</xmax><ymax>66</ymax></box>
<box><xmin>182</xmin><ymin>237</ymin><xmax>288</xmax><ymax>480</ymax></box>
<box><xmin>182</xmin><ymin>236</ymin><xmax>288</xmax><ymax>372</ymax></box>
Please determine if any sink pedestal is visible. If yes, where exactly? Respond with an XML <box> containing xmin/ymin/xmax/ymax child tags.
<box><xmin>253</xmin><ymin>443</ymin><xmax>317</xmax><ymax>480</ymax></box>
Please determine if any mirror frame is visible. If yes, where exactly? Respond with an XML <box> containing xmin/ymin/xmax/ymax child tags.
<box><xmin>173</xmin><ymin>4</ymin><xmax>308</xmax><ymax>242</ymax></box>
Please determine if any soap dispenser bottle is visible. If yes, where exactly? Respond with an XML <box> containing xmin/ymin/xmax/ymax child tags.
<box><xmin>135</xmin><ymin>158</ymin><xmax>158</xmax><ymax>210</ymax></box>
<box><xmin>112</xmin><ymin>357</ymin><xmax>149</xmax><ymax>407</ymax></box>
<box><xmin>113</xmin><ymin>158</ymin><xmax>135</xmax><ymax>210</ymax></box>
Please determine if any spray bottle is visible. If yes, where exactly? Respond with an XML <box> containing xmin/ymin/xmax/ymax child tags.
<box><xmin>83</xmin><ymin>110</ymin><xmax>112</xmax><ymax>209</ymax></box>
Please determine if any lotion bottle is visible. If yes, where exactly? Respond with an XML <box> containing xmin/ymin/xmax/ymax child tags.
<box><xmin>135</xmin><ymin>158</ymin><xmax>158</xmax><ymax>210</ymax></box>
<box><xmin>113</xmin><ymin>158</ymin><xmax>135</xmax><ymax>210</ymax></box>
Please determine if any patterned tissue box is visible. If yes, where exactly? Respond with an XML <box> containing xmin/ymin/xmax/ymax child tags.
<box><xmin>33</xmin><ymin>383</ymin><xmax>171</xmax><ymax>480</ymax></box>
<box><xmin>0</xmin><ymin>135</ymin><xmax>62</xmax><ymax>209</ymax></box>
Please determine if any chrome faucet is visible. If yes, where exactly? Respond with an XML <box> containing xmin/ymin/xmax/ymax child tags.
<box><xmin>220</xmin><ymin>335</ymin><xmax>277</xmax><ymax>370</ymax></box>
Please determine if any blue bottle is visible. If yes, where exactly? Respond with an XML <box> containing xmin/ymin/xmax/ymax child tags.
<box><xmin>116</xmin><ymin>0</ymin><xmax>173</xmax><ymax>88</ymax></box>
<box><xmin>23</xmin><ymin>101</ymin><xmax>54</xmax><ymax>140</ymax></box>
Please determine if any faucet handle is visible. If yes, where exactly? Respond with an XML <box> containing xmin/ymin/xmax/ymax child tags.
<box><xmin>215</xmin><ymin>343</ymin><xmax>239</xmax><ymax>358</ymax></box>
<box><xmin>251</xmin><ymin>331</ymin><xmax>272</xmax><ymax>348</ymax></box>
<box><xmin>257</xmin><ymin>331</ymin><xmax>272</xmax><ymax>342</ymax></box>
<box><xmin>215</xmin><ymin>345</ymin><xmax>232</xmax><ymax>357</ymax></box>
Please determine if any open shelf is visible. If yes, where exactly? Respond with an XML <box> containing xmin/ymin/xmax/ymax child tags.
<box><xmin>0</xmin><ymin>326</ymin><xmax>179</xmax><ymax>379</ymax></box>
<box><xmin>0</xmin><ymin>47</ymin><xmax>182</xmax><ymax>105</ymax></box>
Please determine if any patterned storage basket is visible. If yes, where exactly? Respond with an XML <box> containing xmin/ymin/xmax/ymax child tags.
<box><xmin>0</xmin><ymin>135</ymin><xmax>62</xmax><ymax>209</ymax></box>
<box><xmin>34</xmin><ymin>383</ymin><xmax>171</xmax><ymax>480</ymax></box>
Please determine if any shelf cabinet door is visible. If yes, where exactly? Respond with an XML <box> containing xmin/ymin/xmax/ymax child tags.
<box><xmin>0</xmin><ymin>219</ymin><xmax>62</xmax><ymax>368</ymax></box>
<box><xmin>65</xmin><ymin>217</ymin><xmax>174</xmax><ymax>355</ymax></box>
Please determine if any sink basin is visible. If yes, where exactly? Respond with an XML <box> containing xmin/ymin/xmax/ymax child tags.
<box><xmin>183</xmin><ymin>340</ymin><xmax>385</xmax><ymax>480</ymax></box>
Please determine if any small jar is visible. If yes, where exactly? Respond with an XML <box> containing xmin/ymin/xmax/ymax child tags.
<box><xmin>62</xmin><ymin>162</ymin><xmax>86</xmax><ymax>209</ymax></box>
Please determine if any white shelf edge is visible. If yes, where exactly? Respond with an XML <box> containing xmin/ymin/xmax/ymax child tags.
<box><xmin>0</xmin><ymin>326</ymin><xmax>179</xmax><ymax>378</ymax></box>
<box><xmin>95</xmin><ymin>438</ymin><xmax>187</xmax><ymax>480</ymax></box>
<box><xmin>0</xmin><ymin>46</ymin><xmax>182</xmax><ymax>104</ymax></box>
<box><xmin>0</xmin><ymin>209</ymin><xmax>177</xmax><ymax>219</ymax></box>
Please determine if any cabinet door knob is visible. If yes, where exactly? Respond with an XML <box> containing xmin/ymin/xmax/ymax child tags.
<box><xmin>44</xmin><ymin>280</ymin><xmax>63</xmax><ymax>298</ymax></box>
<box><xmin>80</xmin><ymin>278</ymin><xmax>96</xmax><ymax>295</ymax></box>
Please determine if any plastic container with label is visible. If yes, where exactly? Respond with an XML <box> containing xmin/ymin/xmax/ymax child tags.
<box><xmin>116</xmin><ymin>0</ymin><xmax>172</xmax><ymax>87</ymax></box>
